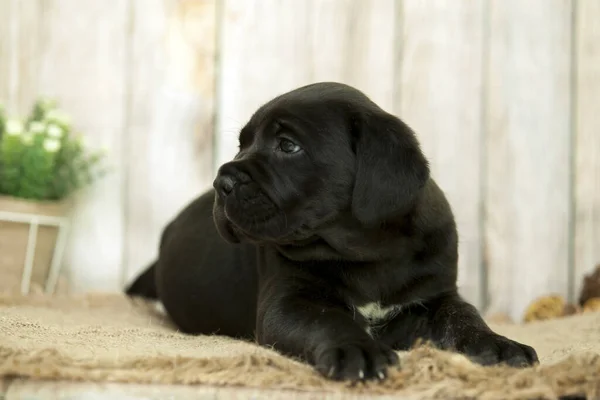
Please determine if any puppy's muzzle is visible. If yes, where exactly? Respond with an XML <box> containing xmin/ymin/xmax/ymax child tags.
<box><xmin>213</xmin><ymin>162</ymin><xmax>250</xmax><ymax>200</ymax></box>
<box><xmin>214</xmin><ymin>174</ymin><xmax>236</xmax><ymax>199</ymax></box>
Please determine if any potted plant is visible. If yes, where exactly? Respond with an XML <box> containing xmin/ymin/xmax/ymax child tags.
<box><xmin>0</xmin><ymin>99</ymin><xmax>106</xmax><ymax>294</ymax></box>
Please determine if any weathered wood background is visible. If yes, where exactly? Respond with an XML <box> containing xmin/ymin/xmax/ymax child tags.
<box><xmin>0</xmin><ymin>0</ymin><xmax>598</xmax><ymax>322</ymax></box>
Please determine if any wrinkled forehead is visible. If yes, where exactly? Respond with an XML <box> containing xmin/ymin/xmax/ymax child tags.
<box><xmin>242</xmin><ymin>96</ymin><xmax>356</xmax><ymax>146</ymax></box>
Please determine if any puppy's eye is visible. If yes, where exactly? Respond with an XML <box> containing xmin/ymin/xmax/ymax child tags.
<box><xmin>278</xmin><ymin>138</ymin><xmax>301</xmax><ymax>154</ymax></box>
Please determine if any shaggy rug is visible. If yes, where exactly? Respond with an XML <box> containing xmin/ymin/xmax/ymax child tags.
<box><xmin>0</xmin><ymin>292</ymin><xmax>599</xmax><ymax>399</ymax></box>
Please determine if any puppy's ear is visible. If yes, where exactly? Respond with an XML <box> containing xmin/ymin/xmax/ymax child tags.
<box><xmin>351</xmin><ymin>111</ymin><xmax>430</xmax><ymax>225</ymax></box>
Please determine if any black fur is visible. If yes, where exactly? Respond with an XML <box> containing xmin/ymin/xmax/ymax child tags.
<box><xmin>125</xmin><ymin>261</ymin><xmax>157</xmax><ymax>300</ymax></box>
<box><xmin>126</xmin><ymin>82</ymin><xmax>538</xmax><ymax>381</ymax></box>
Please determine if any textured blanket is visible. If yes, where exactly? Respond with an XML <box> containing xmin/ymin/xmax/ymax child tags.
<box><xmin>0</xmin><ymin>293</ymin><xmax>599</xmax><ymax>399</ymax></box>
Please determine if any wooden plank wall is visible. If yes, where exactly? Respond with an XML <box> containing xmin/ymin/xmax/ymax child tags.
<box><xmin>397</xmin><ymin>0</ymin><xmax>485</xmax><ymax>309</ymax></box>
<box><xmin>0</xmin><ymin>0</ymin><xmax>598</xmax><ymax>322</ymax></box>
<box><xmin>124</xmin><ymin>0</ymin><xmax>217</xmax><ymax>284</ymax></box>
<box><xmin>574</xmin><ymin>0</ymin><xmax>600</xmax><ymax>305</ymax></box>
<box><xmin>485</xmin><ymin>0</ymin><xmax>573</xmax><ymax>320</ymax></box>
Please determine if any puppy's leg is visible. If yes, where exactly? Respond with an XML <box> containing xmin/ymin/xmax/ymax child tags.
<box><xmin>256</xmin><ymin>285</ymin><xmax>399</xmax><ymax>381</ymax></box>
<box><xmin>379</xmin><ymin>292</ymin><xmax>539</xmax><ymax>368</ymax></box>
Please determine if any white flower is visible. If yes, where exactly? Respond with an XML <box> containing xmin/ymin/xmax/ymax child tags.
<box><xmin>21</xmin><ymin>132</ymin><xmax>34</xmax><ymax>145</ymax></box>
<box><xmin>5</xmin><ymin>119</ymin><xmax>23</xmax><ymax>136</ymax></box>
<box><xmin>29</xmin><ymin>121</ymin><xmax>46</xmax><ymax>134</ymax></box>
<box><xmin>46</xmin><ymin>123</ymin><xmax>64</xmax><ymax>138</ymax></box>
<box><xmin>43</xmin><ymin>138</ymin><xmax>61</xmax><ymax>153</ymax></box>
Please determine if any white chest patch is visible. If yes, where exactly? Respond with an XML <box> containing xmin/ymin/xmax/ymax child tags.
<box><xmin>356</xmin><ymin>302</ymin><xmax>402</xmax><ymax>325</ymax></box>
<box><xmin>355</xmin><ymin>302</ymin><xmax>403</xmax><ymax>336</ymax></box>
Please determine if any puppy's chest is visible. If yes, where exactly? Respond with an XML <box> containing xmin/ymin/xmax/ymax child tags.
<box><xmin>339</xmin><ymin>268</ymin><xmax>403</xmax><ymax>326</ymax></box>
<box><xmin>353</xmin><ymin>301</ymin><xmax>402</xmax><ymax>326</ymax></box>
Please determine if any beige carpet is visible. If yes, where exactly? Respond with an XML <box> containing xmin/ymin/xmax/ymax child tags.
<box><xmin>0</xmin><ymin>293</ymin><xmax>599</xmax><ymax>399</ymax></box>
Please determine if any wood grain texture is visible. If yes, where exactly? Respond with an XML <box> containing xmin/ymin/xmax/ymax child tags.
<box><xmin>4</xmin><ymin>379</ymin><xmax>411</xmax><ymax>400</ymax></box>
<box><xmin>484</xmin><ymin>0</ymin><xmax>572</xmax><ymax>321</ymax></box>
<box><xmin>123</xmin><ymin>0</ymin><xmax>218</xmax><ymax>285</ymax></box>
<box><xmin>0</xmin><ymin>0</ymin><xmax>9</xmax><ymax>104</ymax></box>
<box><xmin>397</xmin><ymin>0</ymin><xmax>485</xmax><ymax>308</ymax></box>
<box><xmin>216</xmin><ymin>0</ymin><xmax>395</xmax><ymax>167</ymax></box>
<box><xmin>574</xmin><ymin>0</ymin><xmax>600</xmax><ymax>300</ymax></box>
<box><xmin>34</xmin><ymin>0</ymin><xmax>130</xmax><ymax>291</ymax></box>
<box><xmin>0</xmin><ymin>0</ymin><xmax>44</xmax><ymax>114</ymax></box>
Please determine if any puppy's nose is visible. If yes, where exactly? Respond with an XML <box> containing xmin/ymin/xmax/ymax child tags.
<box><xmin>214</xmin><ymin>175</ymin><xmax>237</xmax><ymax>198</ymax></box>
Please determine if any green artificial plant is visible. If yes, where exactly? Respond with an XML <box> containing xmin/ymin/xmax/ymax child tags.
<box><xmin>0</xmin><ymin>98</ymin><xmax>107</xmax><ymax>201</ymax></box>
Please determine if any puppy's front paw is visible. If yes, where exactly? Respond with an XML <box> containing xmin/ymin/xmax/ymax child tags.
<box><xmin>314</xmin><ymin>340</ymin><xmax>399</xmax><ymax>381</ymax></box>
<box><xmin>457</xmin><ymin>333</ymin><xmax>539</xmax><ymax>368</ymax></box>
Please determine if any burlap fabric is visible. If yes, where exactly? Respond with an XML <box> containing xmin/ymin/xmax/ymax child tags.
<box><xmin>0</xmin><ymin>293</ymin><xmax>599</xmax><ymax>399</ymax></box>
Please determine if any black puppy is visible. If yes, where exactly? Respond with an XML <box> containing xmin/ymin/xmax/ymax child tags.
<box><xmin>126</xmin><ymin>82</ymin><xmax>538</xmax><ymax>381</ymax></box>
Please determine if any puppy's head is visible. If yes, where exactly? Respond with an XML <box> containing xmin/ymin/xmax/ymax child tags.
<box><xmin>212</xmin><ymin>82</ymin><xmax>429</xmax><ymax>244</ymax></box>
